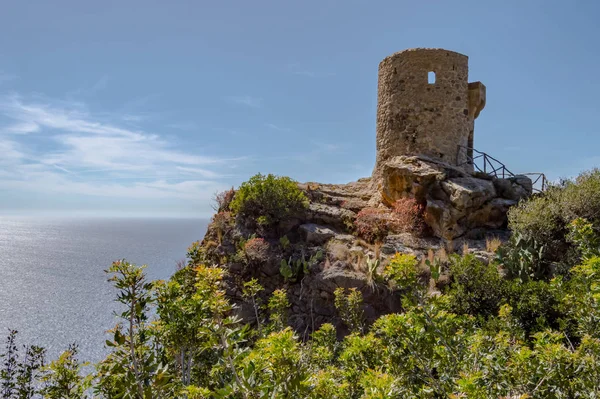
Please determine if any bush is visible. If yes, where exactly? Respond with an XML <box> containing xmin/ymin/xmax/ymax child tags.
<box><xmin>355</xmin><ymin>199</ymin><xmax>424</xmax><ymax>243</ymax></box>
<box><xmin>496</xmin><ymin>232</ymin><xmax>548</xmax><ymax>282</ymax></box>
<box><xmin>390</xmin><ymin>198</ymin><xmax>424</xmax><ymax>234</ymax></box>
<box><xmin>354</xmin><ymin>208</ymin><xmax>391</xmax><ymax>243</ymax></box>
<box><xmin>382</xmin><ymin>253</ymin><xmax>421</xmax><ymax>297</ymax></box>
<box><xmin>508</xmin><ymin>169</ymin><xmax>600</xmax><ymax>266</ymax></box>
<box><xmin>445</xmin><ymin>254</ymin><xmax>505</xmax><ymax>317</ymax></box>
<box><xmin>244</xmin><ymin>237</ymin><xmax>270</xmax><ymax>264</ymax></box>
<box><xmin>230</xmin><ymin>174</ymin><xmax>308</xmax><ymax>229</ymax></box>
<box><xmin>506</xmin><ymin>280</ymin><xmax>563</xmax><ymax>336</ymax></box>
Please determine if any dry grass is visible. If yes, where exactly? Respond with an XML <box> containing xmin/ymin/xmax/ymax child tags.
<box><xmin>373</xmin><ymin>242</ymin><xmax>382</xmax><ymax>259</ymax></box>
<box><xmin>444</xmin><ymin>239</ymin><xmax>455</xmax><ymax>254</ymax></box>
<box><xmin>352</xmin><ymin>251</ymin><xmax>366</xmax><ymax>272</ymax></box>
<box><xmin>462</xmin><ymin>241</ymin><xmax>470</xmax><ymax>255</ymax></box>
<box><xmin>426</xmin><ymin>248</ymin><xmax>435</xmax><ymax>263</ymax></box>
<box><xmin>326</xmin><ymin>241</ymin><xmax>351</xmax><ymax>263</ymax></box>
<box><xmin>436</xmin><ymin>247</ymin><xmax>448</xmax><ymax>262</ymax></box>
<box><xmin>486</xmin><ymin>236</ymin><xmax>503</xmax><ymax>253</ymax></box>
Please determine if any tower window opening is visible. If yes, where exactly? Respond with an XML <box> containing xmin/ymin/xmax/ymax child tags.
<box><xmin>428</xmin><ymin>71</ymin><xmax>436</xmax><ymax>84</ymax></box>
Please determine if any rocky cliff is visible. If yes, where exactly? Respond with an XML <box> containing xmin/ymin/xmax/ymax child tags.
<box><xmin>199</xmin><ymin>156</ymin><xmax>531</xmax><ymax>336</ymax></box>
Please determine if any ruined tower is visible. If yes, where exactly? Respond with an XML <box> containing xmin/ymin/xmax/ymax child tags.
<box><xmin>373</xmin><ymin>48</ymin><xmax>486</xmax><ymax>177</ymax></box>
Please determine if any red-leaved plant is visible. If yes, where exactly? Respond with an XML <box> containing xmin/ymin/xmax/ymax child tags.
<box><xmin>355</xmin><ymin>208</ymin><xmax>392</xmax><ymax>243</ymax></box>
<box><xmin>354</xmin><ymin>198</ymin><xmax>424</xmax><ymax>242</ymax></box>
<box><xmin>390</xmin><ymin>198</ymin><xmax>424</xmax><ymax>235</ymax></box>
<box><xmin>244</xmin><ymin>237</ymin><xmax>270</xmax><ymax>264</ymax></box>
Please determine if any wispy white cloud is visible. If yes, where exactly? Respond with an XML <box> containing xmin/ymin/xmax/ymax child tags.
<box><xmin>176</xmin><ymin>166</ymin><xmax>223</xmax><ymax>179</ymax></box>
<box><xmin>3</xmin><ymin>121</ymin><xmax>40</xmax><ymax>134</ymax></box>
<box><xmin>0</xmin><ymin>93</ymin><xmax>244</xmax><ymax>207</ymax></box>
<box><xmin>225</xmin><ymin>95</ymin><xmax>262</xmax><ymax>108</ymax></box>
<box><xmin>0</xmin><ymin>139</ymin><xmax>24</xmax><ymax>164</ymax></box>
<box><xmin>265</xmin><ymin>123</ymin><xmax>291</xmax><ymax>132</ymax></box>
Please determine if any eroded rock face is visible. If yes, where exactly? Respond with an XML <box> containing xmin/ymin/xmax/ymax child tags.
<box><xmin>380</xmin><ymin>156</ymin><xmax>532</xmax><ymax>239</ymax></box>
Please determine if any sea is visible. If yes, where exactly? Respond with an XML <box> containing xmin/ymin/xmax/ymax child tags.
<box><xmin>0</xmin><ymin>216</ymin><xmax>207</xmax><ymax>362</ymax></box>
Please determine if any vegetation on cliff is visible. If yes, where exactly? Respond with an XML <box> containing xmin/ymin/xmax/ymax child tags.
<box><xmin>4</xmin><ymin>170</ymin><xmax>600</xmax><ymax>398</ymax></box>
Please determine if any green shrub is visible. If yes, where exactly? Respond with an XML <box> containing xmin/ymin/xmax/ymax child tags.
<box><xmin>445</xmin><ymin>254</ymin><xmax>505</xmax><ymax>317</ymax></box>
<box><xmin>496</xmin><ymin>232</ymin><xmax>548</xmax><ymax>282</ymax></box>
<box><xmin>508</xmin><ymin>169</ymin><xmax>600</xmax><ymax>266</ymax></box>
<box><xmin>334</xmin><ymin>288</ymin><xmax>365</xmax><ymax>333</ymax></box>
<box><xmin>567</xmin><ymin>217</ymin><xmax>600</xmax><ymax>261</ymax></box>
<box><xmin>382</xmin><ymin>253</ymin><xmax>419</xmax><ymax>290</ymax></box>
<box><xmin>506</xmin><ymin>280</ymin><xmax>563</xmax><ymax>336</ymax></box>
<box><xmin>230</xmin><ymin>173</ymin><xmax>309</xmax><ymax>229</ymax></box>
<box><xmin>562</xmin><ymin>169</ymin><xmax>600</xmax><ymax>222</ymax></box>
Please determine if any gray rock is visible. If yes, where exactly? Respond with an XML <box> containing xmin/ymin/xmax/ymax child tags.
<box><xmin>442</xmin><ymin>177</ymin><xmax>496</xmax><ymax>209</ymax></box>
<box><xmin>494</xmin><ymin>176</ymin><xmax>533</xmax><ymax>201</ymax></box>
<box><xmin>316</xmin><ymin>266</ymin><xmax>367</xmax><ymax>292</ymax></box>
<box><xmin>299</xmin><ymin>223</ymin><xmax>336</xmax><ymax>245</ymax></box>
<box><xmin>307</xmin><ymin>203</ymin><xmax>355</xmax><ymax>228</ymax></box>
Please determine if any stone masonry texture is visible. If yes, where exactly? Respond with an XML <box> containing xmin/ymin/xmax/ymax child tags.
<box><xmin>373</xmin><ymin>48</ymin><xmax>486</xmax><ymax>180</ymax></box>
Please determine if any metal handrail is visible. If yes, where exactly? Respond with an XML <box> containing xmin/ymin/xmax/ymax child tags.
<box><xmin>456</xmin><ymin>145</ymin><xmax>547</xmax><ymax>193</ymax></box>
<box><xmin>521</xmin><ymin>173</ymin><xmax>548</xmax><ymax>193</ymax></box>
<box><xmin>456</xmin><ymin>145</ymin><xmax>515</xmax><ymax>179</ymax></box>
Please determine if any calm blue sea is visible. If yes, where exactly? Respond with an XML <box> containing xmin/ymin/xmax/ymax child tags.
<box><xmin>0</xmin><ymin>216</ymin><xmax>207</xmax><ymax>362</ymax></box>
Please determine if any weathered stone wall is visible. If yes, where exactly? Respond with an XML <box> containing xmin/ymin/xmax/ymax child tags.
<box><xmin>373</xmin><ymin>48</ymin><xmax>486</xmax><ymax>179</ymax></box>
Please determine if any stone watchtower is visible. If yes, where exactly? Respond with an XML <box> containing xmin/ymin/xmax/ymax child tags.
<box><xmin>373</xmin><ymin>48</ymin><xmax>486</xmax><ymax>177</ymax></box>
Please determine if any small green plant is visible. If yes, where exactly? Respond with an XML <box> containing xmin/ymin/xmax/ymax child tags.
<box><xmin>496</xmin><ymin>232</ymin><xmax>547</xmax><ymax>282</ymax></box>
<box><xmin>242</xmin><ymin>279</ymin><xmax>265</xmax><ymax>331</ymax></box>
<box><xmin>268</xmin><ymin>289</ymin><xmax>290</xmax><ymax>331</ymax></box>
<box><xmin>279</xmin><ymin>235</ymin><xmax>290</xmax><ymax>250</ymax></box>
<box><xmin>383</xmin><ymin>253</ymin><xmax>419</xmax><ymax>289</ymax></box>
<box><xmin>230</xmin><ymin>173</ymin><xmax>309</xmax><ymax>229</ymax></box>
<box><xmin>39</xmin><ymin>344</ymin><xmax>92</xmax><ymax>399</ymax></box>
<box><xmin>365</xmin><ymin>257</ymin><xmax>380</xmax><ymax>290</ymax></box>
<box><xmin>0</xmin><ymin>330</ymin><xmax>46</xmax><ymax>399</ymax></box>
<box><xmin>334</xmin><ymin>288</ymin><xmax>365</xmax><ymax>333</ymax></box>
<box><xmin>279</xmin><ymin>250</ymin><xmax>323</xmax><ymax>282</ymax></box>
<box><xmin>426</xmin><ymin>257</ymin><xmax>443</xmax><ymax>283</ymax></box>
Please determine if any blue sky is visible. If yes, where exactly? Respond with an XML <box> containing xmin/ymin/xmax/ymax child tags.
<box><xmin>1</xmin><ymin>1</ymin><xmax>599</xmax><ymax>217</ymax></box>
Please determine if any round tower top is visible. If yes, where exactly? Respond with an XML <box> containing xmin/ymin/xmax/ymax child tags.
<box><xmin>380</xmin><ymin>47</ymin><xmax>468</xmax><ymax>63</ymax></box>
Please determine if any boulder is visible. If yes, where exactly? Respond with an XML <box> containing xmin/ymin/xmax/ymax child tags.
<box><xmin>424</xmin><ymin>199</ymin><xmax>467</xmax><ymax>240</ymax></box>
<box><xmin>299</xmin><ymin>223</ymin><xmax>336</xmax><ymax>245</ymax></box>
<box><xmin>306</xmin><ymin>203</ymin><xmax>356</xmax><ymax>228</ymax></box>
<box><xmin>493</xmin><ymin>177</ymin><xmax>532</xmax><ymax>201</ymax></box>
<box><xmin>379</xmin><ymin>156</ymin><xmax>446</xmax><ymax>205</ymax></box>
<box><xmin>441</xmin><ymin>177</ymin><xmax>496</xmax><ymax>209</ymax></box>
<box><xmin>316</xmin><ymin>264</ymin><xmax>367</xmax><ymax>292</ymax></box>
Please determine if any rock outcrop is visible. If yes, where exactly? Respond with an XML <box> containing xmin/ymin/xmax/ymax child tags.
<box><xmin>378</xmin><ymin>155</ymin><xmax>532</xmax><ymax>239</ymax></box>
<box><xmin>199</xmin><ymin>157</ymin><xmax>530</xmax><ymax>336</ymax></box>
